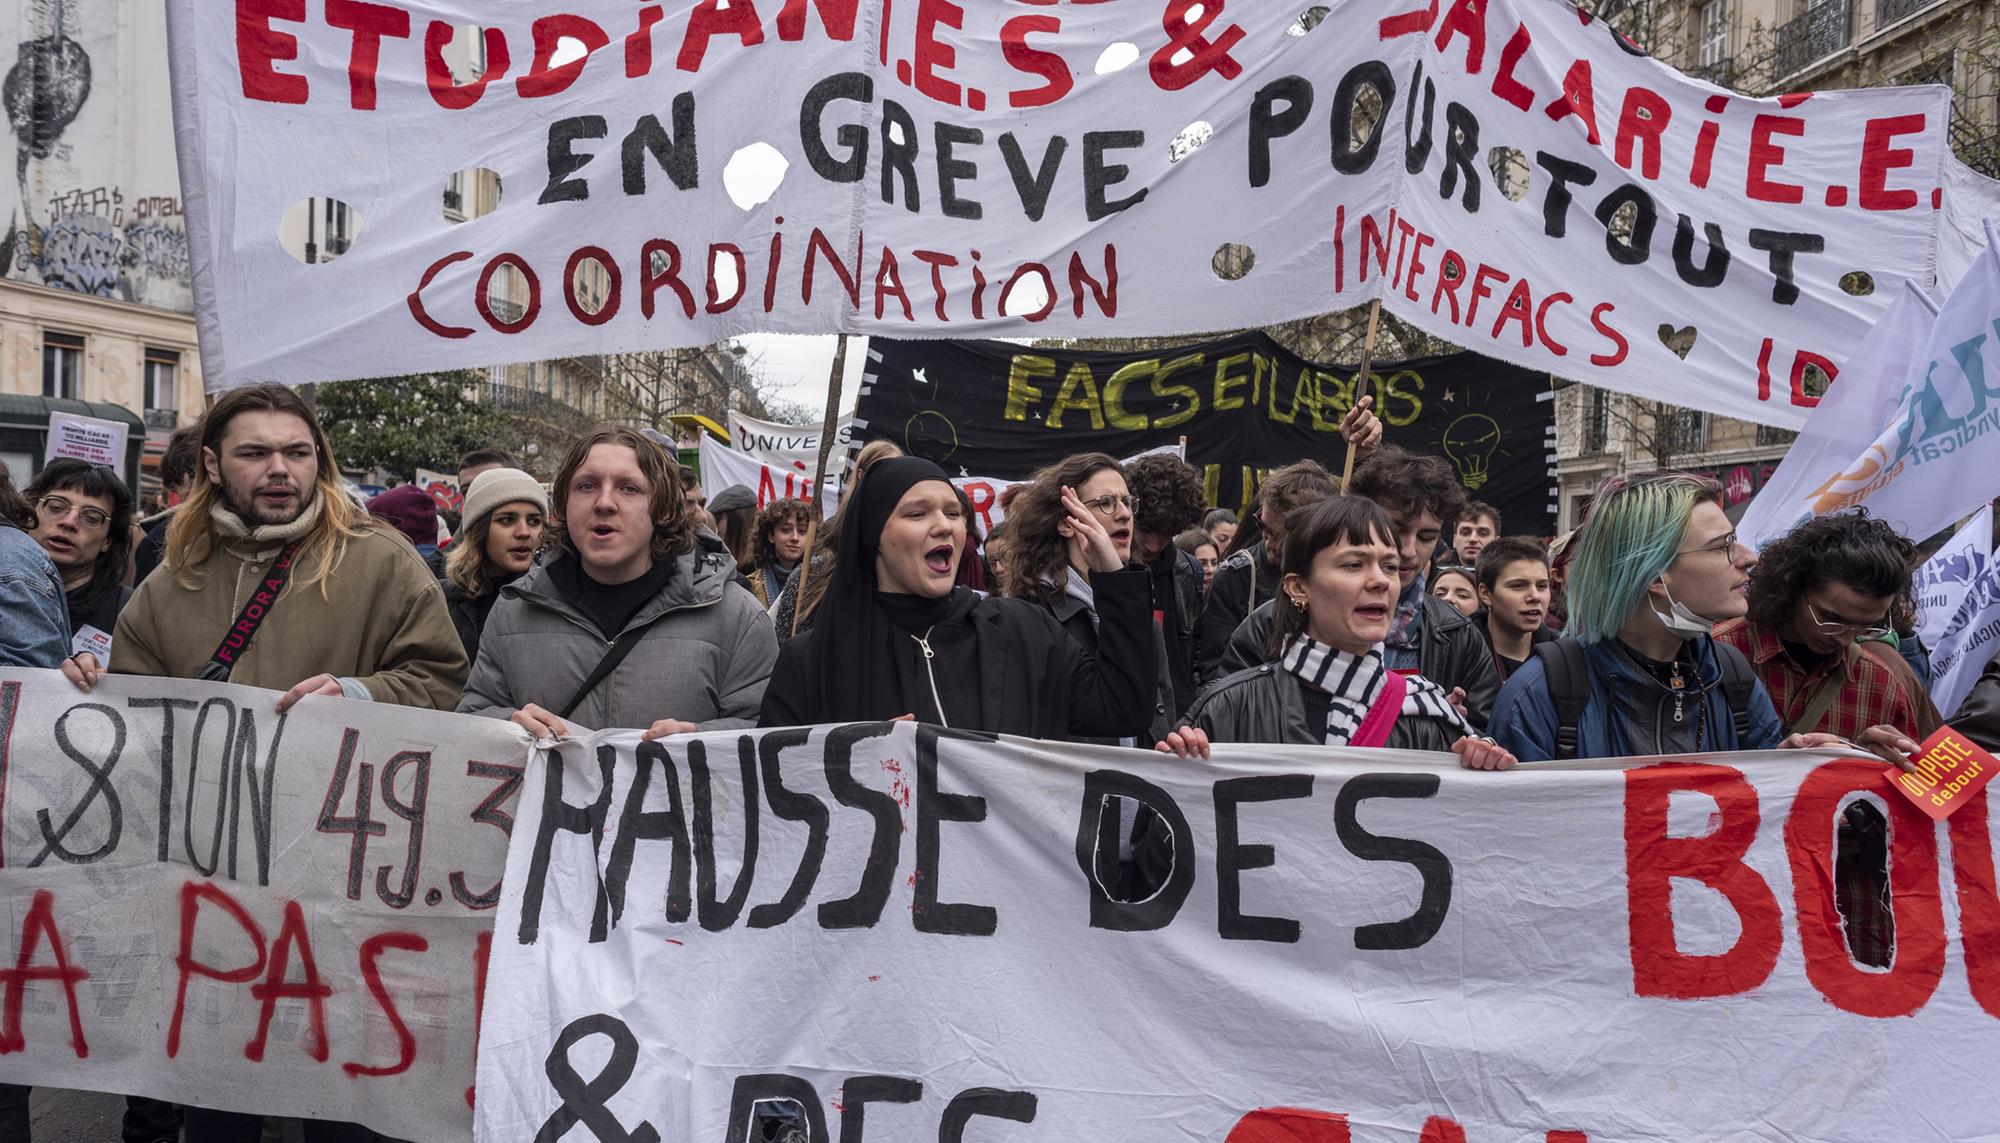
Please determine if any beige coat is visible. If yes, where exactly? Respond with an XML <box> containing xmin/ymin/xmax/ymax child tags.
<box><xmin>113</xmin><ymin>501</ymin><xmax>468</xmax><ymax>709</ymax></box>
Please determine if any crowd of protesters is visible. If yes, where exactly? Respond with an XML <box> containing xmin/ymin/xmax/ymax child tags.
<box><xmin>0</xmin><ymin>378</ymin><xmax>1985</xmax><ymax>1140</ymax></box>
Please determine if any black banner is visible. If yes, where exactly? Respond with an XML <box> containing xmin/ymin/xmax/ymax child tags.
<box><xmin>856</xmin><ymin>334</ymin><xmax>1557</xmax><ymax>535</ymax></box>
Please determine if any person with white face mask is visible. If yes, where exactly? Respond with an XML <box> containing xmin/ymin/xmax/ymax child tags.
<box><xmin>1488</xmin><ymin>471</ymin><xmax>1851</xmax><ymax>762</ymax></box>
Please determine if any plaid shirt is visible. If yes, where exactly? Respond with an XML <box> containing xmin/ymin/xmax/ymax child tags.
<box><xmin>1712</xmin><ymin>619</ymin><xmax>1922</xmax><ymax>739</ymax></box>
<box><xmin>1713</xmin><ymin>618</ymin><xmax>1908</xmax><ymax>968</ymax></box>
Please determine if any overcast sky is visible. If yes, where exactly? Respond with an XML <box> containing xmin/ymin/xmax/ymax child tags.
<box><xmin>734</xmin><ymin>334</ymin><xmax>867</xmax><ymax>421</ymax></box>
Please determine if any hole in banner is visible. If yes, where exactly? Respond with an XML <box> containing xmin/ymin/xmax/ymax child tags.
<box><xmin>724</xmin><ymin>143</ymin><xmax>789</xmax><ymax>211</ymax></box>
<box><xmin>1834</xmin><ymin>798</ymin><xmax>1893</xmax><ymax>968</ymax></box>
<box><xmin>1657</xmin><ymin>324</ymin><xmax>1698</xmax><ymax>360</ymax></box>
<box><xmin>1840</xmin><ymin>270</ymin><xmax>1875</xmax><ymax>296</ymax></box>
<box><xmin>569</xmin><ymin>253</ymin><xmax>616</xmax><ymax>319</ymax></box>
<box><xmin>278</xmin><ymin>197</ymin><xmax>364</xmax><ymax>265</ymax></box>
<box><xmin>1169</xmin><ymin>121</ymin><xmax>1213</xmax><ymax>164</ymax></box>
<box><xmin>751</xmin><ymin>1099</ymin><xmax>811</xmax><ymax>1143</ymax></box>
<box><xmin>1488</xmin><ymin>146</ymin><xmax>1529</xmax><ymax>203</ymax></box>
<box><xmin>481</xmin><ymin>259</ymin><xmax>535</xmax><ymax>331</ymax></box>
<box><xmin>548</xmin><ymin>36</ymin><xmax>590</xmax><ymax>71</ymax></box>
<box><xmin>1800</xmin><ymin>360</ymin><xmax>1832</xmax><ymax>399</ymax></box>
<box><xmin>1348</xmin><ymin>86</ymin><xmax>1385</xmax><ymax>155</ymax></box>
<box><xmin>1288</xmin><ymin>6</ymin><xmax>1331</xmax><ymax>35</ymax></box>
<box><xmin>1212</xmin><ymin>243</ymin><xmax>1255</xmax><ymax>281</ymax></box>
<box><xmin>443</xmin><ymin>167</ymin><xmax>502</xmax><ymax>224</ymax></box>
<box><xmin>1095</xmin><ymin>42</ymin><xmax>1140</xmax><ymax>74</ymax></box>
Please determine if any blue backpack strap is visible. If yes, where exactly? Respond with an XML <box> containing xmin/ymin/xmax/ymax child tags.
<box><xmin>1532</xmin><ymin>638</ymin><xmax>1591</xmax><ymax>761</ymax></box>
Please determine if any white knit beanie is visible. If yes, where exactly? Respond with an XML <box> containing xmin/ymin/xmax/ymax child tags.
<box><xmin>457</xmin><ymin>468</ymin><xmax>549</xmax><ymax>536</ymax></box>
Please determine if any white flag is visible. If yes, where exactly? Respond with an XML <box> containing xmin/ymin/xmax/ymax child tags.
<box><xmin>1927</xmin><ymin>536</ymin><xmax>2000</xmax><ymax>719</ymax></box>
<box><xmin>1914</xmin><ymin>505</ymin><xmax>1993</xmax><ymax>651</ymax></box>
<box><xmin>1737</xmin><ymin>280</ymin><xmax>1938</xmax><ymax>550</ymax></box>
<box><xmin>727</xmin><ymin>409</ymin><xmax>858</xmax><ymax>468</ymax></box>
<box><xmin>1763</xmin><ymin>223</ymin><xmax>2000</xmax><ymax>548</ymax></box>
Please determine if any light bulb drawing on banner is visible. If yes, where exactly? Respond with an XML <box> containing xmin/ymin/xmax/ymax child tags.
<box><xmin>1443</xmin><ymin>414</ymin><xmax>1501</xmax><ymax>491</ymax></box>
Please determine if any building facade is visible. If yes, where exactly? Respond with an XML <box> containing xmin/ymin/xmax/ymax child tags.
<box><xmin>0</xmin><ymin>0</ymin><xmax>203</xmax><ymax>502</ymax></box>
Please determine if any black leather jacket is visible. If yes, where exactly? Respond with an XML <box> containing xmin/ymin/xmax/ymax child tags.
<box><xmin>1217</xmin><ymin>595</ymin><xmax>1501</xmax><ymax>729</ymax></box>
<box><xmin>1185</xmin><ymin>663</ymin><xmax>1464</xmax><ymax>750</ymax></box>
<box><xmin>1150</xmin><ymin>546</ymin><xmax>1204</xmax><ymax>712</ymax></box>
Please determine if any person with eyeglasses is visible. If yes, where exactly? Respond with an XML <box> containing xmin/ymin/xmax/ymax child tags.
<box><xmin>996</xmin><ymin>452</ymin><xmax>1179</xmax><ymax>748</ymax></box>
<box><xmin>1711</xmin><ymin>510</ymin><xmax>1939</xmax><ymax>752</ymax></box>
<box><xmin>23</xmin><ymin>458</ymin><xmax>136</xmax><ymax>660</ymax></box>
<box><xmin>1488</xmin><ymin>472</ymin><xmax>1840</xmax><ymax>763</ymax></box>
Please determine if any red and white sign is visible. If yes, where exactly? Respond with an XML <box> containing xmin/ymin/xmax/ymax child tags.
<box><xmin>168</xmin><ymin>1</ymin><xmax>1957</xmax><ymax>428</ymax></box>
<box><xmin>0</xmin><ymin>671</ymin><xmax>525</xmax><ymax>1141</ymax></box>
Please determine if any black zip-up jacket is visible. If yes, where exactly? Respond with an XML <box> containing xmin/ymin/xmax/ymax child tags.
<box><xmin>760</xmin><ymin>569</ymin><xmax>1160</xmax><ymax>738</ymax></box>
<box><xmin>1216</xmin><ymin>594</ymin><xmax>1501</xmax><ymax>729</ymax></box>
<box><xmin>1149</xmin><ymin>546</ymin><xmax>1204</xmax><ymax>712</ymax></box>
<box><xmin>1196</xmin><ymin>540</ymin><xmax>1275</xmax><ymax>684</ymax></box>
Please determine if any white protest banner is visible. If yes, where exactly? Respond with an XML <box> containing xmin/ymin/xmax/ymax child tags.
<box><xmin>1781</xmin><ymin>224</ymin><xmax>2000</xmax><ymax>546</ymax></box>
<box><xmin>1916</xmin><ymin>506</ymin><xmax>1993</xmax><ymax>652</ymax></box>
<box><xmin>478</xmin><ymin>723</ymin><xmax>2000</xmax><ymax>1142</ymax></box>
<box><xmin>701</xmin><ymin>434</ymin><xmax>1022</xmax><ymax>532</ymax></box>
<box><xmin>1942</xmin><ymin>156</ymin><xmax>2000</xmax><ymax>293</ymax></box>
<box><xmin>43</xmin><ymin>411</ymin><xmax>129</xmax><ymax>469</ymax></box>
<box><xmin>169</xmin><ymin>1</ymin><xmax>1950</xmax><ymax>430</ymax></box>
<box><xmin>728</xmin><ymin>409</ymin><xmax>858</xmax><ymax>468</ymax></box>
<box><xmin>1928</xmin><ymin>544</ymin><xmax>2000</xmax><ymax>718</ymax></box>
<box><xmin>0</xmin><ymin>671</ymin><xmax>529</xmax><ymax>1141</ymax></box>
<box><xmin>1736</xmin><ymin>279</ymin><xmax>1938</xmax><ymax>550</ymax></box>
<box><xmin>700</xmin><ymin>434</ymin><xmax>839</xmax><ymax>518</ymax></box>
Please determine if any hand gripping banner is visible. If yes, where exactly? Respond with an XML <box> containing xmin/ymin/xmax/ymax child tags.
<box><xmin>167</xmin><ymin>1</ymin><xmax>1952</xmax><ymax>429</ymax></box>
<box><xmin>479</xmin><ymin>721</ymin><xmax>2000</xmax><ymax>1142</ymax></box>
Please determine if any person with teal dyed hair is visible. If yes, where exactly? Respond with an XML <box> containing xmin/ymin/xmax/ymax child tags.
<box><xmin>1488</xmin><ymin>471</ymin><xmax>1842</xmax><ymax>761</ymax></box>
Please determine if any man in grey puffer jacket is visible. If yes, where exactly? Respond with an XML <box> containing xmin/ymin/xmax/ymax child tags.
<box><xmin>458</xmin><ymin>427</ymin><xmax>776</xmax><ymax>736</ymax></box>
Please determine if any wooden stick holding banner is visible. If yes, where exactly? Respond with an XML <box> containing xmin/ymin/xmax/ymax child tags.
<box><xmin>1345</xmin><ymin>299</ymin><xmax>1382</xmax><ymax>489</ymax></box>
<box><xmin>790</xmin><ymin>335</ymin><xmax>851</xmax><ymax>637</ymax></box>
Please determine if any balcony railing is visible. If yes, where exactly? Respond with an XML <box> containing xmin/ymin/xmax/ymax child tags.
<box><xmin>1755</xmin><ymin>425</ymin><xmax>1800</xmax><ymax>447</ymax></box>
<box><xmin>1877</xmin><ymin>0</ymin><xmax>1939</xmax><ymax>27</ymax></box>
<box><xmin>1773</xmin><ymin>1</ymin><xmax>1850</xmax><ymax>78</ymax></box>
<box><xmin>1688</xmin><ymin>58</ymin><xmax>1738</xmax><ymax>88</ymax></box>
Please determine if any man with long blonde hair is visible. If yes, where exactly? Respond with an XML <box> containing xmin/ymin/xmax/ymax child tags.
<box><xmin>62</xmin><ymin>383</ymin><xmax>467</xmax><ymax>715</ymax></box>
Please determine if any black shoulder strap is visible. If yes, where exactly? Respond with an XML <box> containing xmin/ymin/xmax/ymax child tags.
<box><xmin>558</xmin><ymin>628</ymin><xmax>649</xmax><ymax>721</ymax></box>
<box><xmin>1711</xmin><ymin>641</ymin><xmax>1758</xmax><ymax>744</ymax></box>
<box><xmin>196</xmin><ymin>540</ymin><xmax>305</xmax><ymax>683</ymax></box>
<box><xmin>1532</xmin><ymin>638</ymin><xmax>1592</xmax><ymax>760</ymax></box>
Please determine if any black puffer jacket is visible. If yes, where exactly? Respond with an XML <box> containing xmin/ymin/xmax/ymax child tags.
<box><xmin>1217</xmin><ymin>595</ymin><xmax>1501</xmax><ymax>728</ymax></box>
<box><xmin>1184</xmin><ymin>663</ymin><xmax>1465</xmax><ymax>750</ymax></box>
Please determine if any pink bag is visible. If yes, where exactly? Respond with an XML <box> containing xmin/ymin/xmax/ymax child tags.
<box><xmin>1349</xmin><ymin>670</ymin><xmax>1407</xmax><ymax>748</ymax></box>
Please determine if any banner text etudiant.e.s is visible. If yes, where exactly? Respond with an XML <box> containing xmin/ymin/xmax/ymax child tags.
<box><xmin>170</xmin><ymin>1</ymin><xmax>1951</xmax><ymax>429</ymax></box>
<box><xmin>0</xmin><ymin>671</ymin><xmax>528</xmax><ymax>1141</ymax></box>
<box><xmin>478</xmin><ymin>722</ymin><xmax>2000</xmax><ymax>1142</ymax></box>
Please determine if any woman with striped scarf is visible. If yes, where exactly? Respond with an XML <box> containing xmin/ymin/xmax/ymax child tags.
<box><xmin>1165</xmin><ymin>496</ymin><xmax>1517</xmax><ymax>769</ymax></box>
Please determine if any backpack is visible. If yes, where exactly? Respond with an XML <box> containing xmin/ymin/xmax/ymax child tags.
<box><xmin>1532</xmin><ymin>637</ymin><xmax>1758</xmax><ymax>760</ymax></box>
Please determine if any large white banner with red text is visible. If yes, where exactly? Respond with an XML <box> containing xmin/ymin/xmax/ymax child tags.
<box><xmin>0</xmin><ymin>672</ymin><xmax>526</xmax><ymax>1141</ymax></box>
<box><xmin>167</xmin><ymin>1</ymin><xmax>1956</xmax><ymax>428</ymax></box>
<box><xmin>479</xmin><ymin>722</ymin><xmax>2000</xmax><ymax>1141</ymax></box>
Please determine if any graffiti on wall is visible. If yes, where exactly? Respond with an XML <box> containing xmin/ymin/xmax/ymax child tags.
<box><xmin>0</xmin><ymin>0</ymin><xmax>191</xmax><ymax>312</ymax></box>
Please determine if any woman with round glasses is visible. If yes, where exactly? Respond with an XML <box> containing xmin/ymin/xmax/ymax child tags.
<box><xmin>24</xmin><ymin>459</ymin><xmax>135</xmax><ymax>656</ymax></box>
<box><xmin>1001</xmin><ymin>452</ymin><xmax>1178</xmax><ymax>745</ymax></box>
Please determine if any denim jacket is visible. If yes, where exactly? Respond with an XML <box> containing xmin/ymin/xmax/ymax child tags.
<box><xmin>0</xmin><ymin>523</ymin><xmax>70</xmax><ymax>668</ymax></box>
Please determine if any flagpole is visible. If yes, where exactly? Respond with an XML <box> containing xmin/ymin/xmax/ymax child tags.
<box><xmin>789</xmin><ymin>335</ymin><xmax>851</xmax><ymax>638</ymax></box>
<box><xmin>1344</xmin><ymin>299</ymin><xmax>1382</xmax><ymax>488</ymax></box>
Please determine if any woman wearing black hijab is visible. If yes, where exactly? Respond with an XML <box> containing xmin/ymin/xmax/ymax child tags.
<box><xmin>758</xmin><ymin>457</ymin><xmax>1161</xmax><ymax>737</ymax></box>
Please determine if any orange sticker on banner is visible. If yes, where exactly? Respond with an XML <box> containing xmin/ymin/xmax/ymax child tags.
<box><xmin>1885</xmin><ymin>726</ymin><xmax>1997</xmax><ymax>820</ymax></box>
